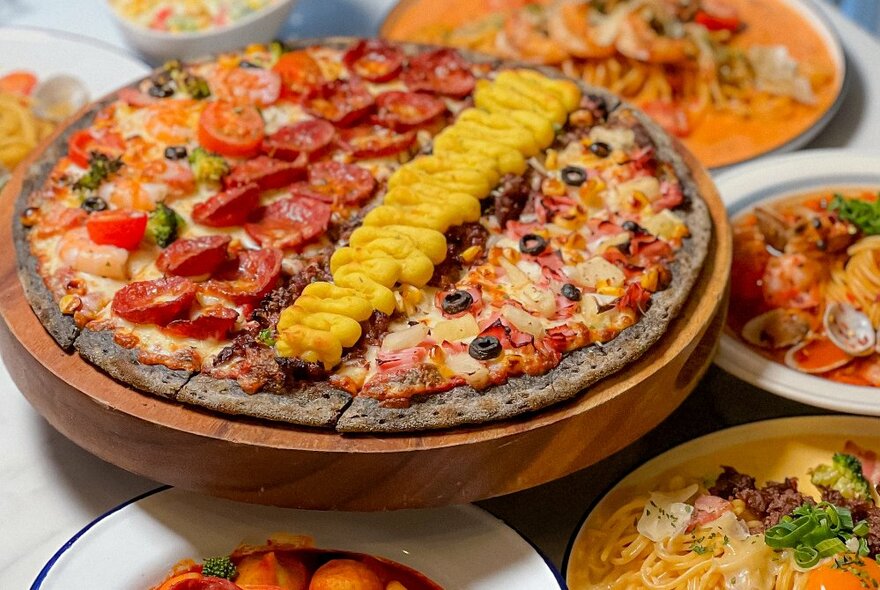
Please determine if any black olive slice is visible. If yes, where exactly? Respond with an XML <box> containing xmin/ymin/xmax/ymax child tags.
<box><xmin>164</xmin><ymin>146</ymin><xmax>188</xmax><ymax>160</ymax></box>
<box><xmin>622</xmin><ymin>220</ymin><xmax>644</xmax><ymax>233</ymax></box>
<box><xmin>469</xmin><ymin>336</ymin><xmax>502</xmax><ymax>360</ymax></box>
<box><xmin>561</xmin><ymin>283</ymin><xmax>582</xmax><ymax>301</ymax></box>
<box><xmin>560</xmin><ymin>165</ymin><xmax>587</xmax><ymax>187</ymax></box>
<box><xmin>441</xmin><ymin>290</ymin><xmax>474</xmax><ymax>315</ymax></box>
<box><xmin>81</xmin><ymin>196</ymin><xmax>108</xmax><ymax>212</ymax></box>
<box><xmin>589</xmin><ymin>141</ymin><xmax>611</xmax><ymax>158</ymax></box>
<box><xmin>148</xmin><ymin>83</ymin><xmax>175</xmax><ymax>98</ymax></box>
<box><xmin>519</xmin><ymin>233</ymin><xmax>547</xmax><ymax>255</ymax></box>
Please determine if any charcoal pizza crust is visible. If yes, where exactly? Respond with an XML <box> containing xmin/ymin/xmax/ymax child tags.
<box><xmin>13</xmin><ymin>37</ymin><xmax>712</xmax><ymax>433</ymax></box>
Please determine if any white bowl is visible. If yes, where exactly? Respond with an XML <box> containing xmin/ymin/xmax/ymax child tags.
<box><xmin>106</xmin><ymin>0</ymin><xmax>297</xmax><ymax>64</ymax></box>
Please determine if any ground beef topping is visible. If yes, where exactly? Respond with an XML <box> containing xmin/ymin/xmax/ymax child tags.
<box><xmin>710</xmin><ymin>466</ymin><xmax>815</xmax><ymax>529</ymax></box>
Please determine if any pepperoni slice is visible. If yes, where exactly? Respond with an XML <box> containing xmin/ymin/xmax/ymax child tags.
<box><xmin>261</xmin><ymin>119</ymin><xmax>336</xmax><ymax>161</ymax></box>
<box><xmin>303</xmin><ymin>79</ymin><xmax>375</xmax><ymax>127</ymax></box>
<box><xmin>112</xmin><ymin>276</ymin><xmax>196</xmax><ymax>325</ymax></box>
<box><xmin>375</xmin><ymin>91</ymin><xmax>447</xmax><ymax>130</ymax></box>
<box><xmin>192</xmin><ymin>183</ymin><xmax>261</xmax><ymax>227</ymax></box>
<box><xmin>306</xmin><ymin>161</ymin><xmax>376</xmax><ymax>205</ymax></box>
<box><xmin>272</xmin><ymin>50</ymin><xmax>325</xmax><ymax>97</ymax></box>
<box><xmin>224</xmin><ymin>156</ymin><xmax>306</xmax><ymax>191</ymax></box>
<box><xmin>338</xmin><ymin>124</ymin><xmax>416</xmax><ymax>159</ymax></box>
<box><xmin>402</xmin><ymin>48</ymin><xmax>475</xmax><ymax>98</ymax></box>
<box><xmin>166</xmin><ymin>577</ymin><xmax>242</xmax><ymax>590</ymax></box>
<box><xmin>342</xmin><ymin>40</ymin><xmax>405</xmax><ymax>83</ymax></box>
<box><xmin>156</xmin><ymin>235</ymin><xmax>231</xmax><ymax>277</ymax></box>
<box><xmin>202</xmin><ymin>248</ymin><xmax>283</xmax><ymax>304</ymax></box>
<box><xmin>163</xmin><ymin>306</ymin><xmax>239</xmax><ymax>340</ymax></box>
<box><xmin>245</xmin><ymin>196</ymin><xmax>331</xmax><ymax>250</ymax></box>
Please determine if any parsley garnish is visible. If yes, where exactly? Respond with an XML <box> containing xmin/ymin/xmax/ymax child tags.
<box><xmin>829</xmin><ymin>193</ymin><xmax>880</xmax><ymax>235</ymax></box>
<box><xmin>257</xmin><ymin>329</ymin><xmax>276</xmax><ymax>347</ymax></box>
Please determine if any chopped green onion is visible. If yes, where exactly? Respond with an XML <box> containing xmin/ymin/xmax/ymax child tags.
<box><xmin>794</xmin><ymin>546</ymin><xmax>820</xmax><ymax>568</ymax></box>
<box><xmin>816</xmin><ymin>538</ymin><xmax>847</xmax><ymax>557</ymax></box>
<box><xmin>853</xmin><ymin>521</ymin><xmax>870</xmax><ymax>537</ymax></box>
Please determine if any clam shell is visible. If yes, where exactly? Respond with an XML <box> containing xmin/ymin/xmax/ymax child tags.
<box><xmin>784</xmin><ymin>337</ymin><xmax>853</xmax><ymax>374</ymax></box>
<box><xmin>741</xmin><ymin>308</ymin><xmax>810</xmax><ymax>349</ymax></box>
<box><xmin>824</xmin><ymin>302</ymin><xmax>876</xmax><ymax>356</ymax></box>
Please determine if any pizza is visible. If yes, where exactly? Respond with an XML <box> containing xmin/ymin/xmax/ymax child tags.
<box><xmin>13</xmin><ymin>38</ymin><xmax>711</xmax><ymax>432</ymax></box>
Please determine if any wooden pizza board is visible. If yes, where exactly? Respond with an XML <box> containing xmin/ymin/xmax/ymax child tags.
<box><xmin>0</xmin><ymin>122</ymin><xmax>731</xmax><ymax>513</ymax></box>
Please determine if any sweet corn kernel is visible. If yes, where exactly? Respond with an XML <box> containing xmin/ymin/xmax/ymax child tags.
<box><xmin>58</xmin><ymin>294</ymin><xmax>82</xmax><ymax>315</ymax></box>
<box><xmin>459</xmin><ymin>245</ymin><xmax>483</xmax><ymax>264</ymax></box>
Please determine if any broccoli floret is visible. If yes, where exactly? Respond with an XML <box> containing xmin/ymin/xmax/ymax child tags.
<box><xmin>811</xmin><ymin>453</ymin><xmax>872</xmax><ymax>501</ymax></box>
<box><xmin>189</xmin><ymin>147</ymin><xmax>229</xmax><ymax>183</ymax></box>
<box><xmin>146</xmin><ymin>203</ymin><xmax>183</xmax><ymax>248</ymax></box>
<box><xmin>201</xmin><ymin>556</ymin><xmax>236</xmax><ymax>580</ymax></box>
<box><xmin>73</xmin><ymin>152</ymin><xmax>123</xmax><ymax>193</ymax></box>
<box><xmin>182</xmin><ymin>73</ymin><xmax>211</xmax><ymax>99</ymax></box>
<box><xmin>269</xmin><ymin>39</ymin><xmax>287</xmax><ymax>60</ymax></box>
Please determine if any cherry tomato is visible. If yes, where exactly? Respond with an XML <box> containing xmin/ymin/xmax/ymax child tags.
<box><xmin>402</xmin><ymin>48</ymin><xmax>475</xmax><ymax>98</ymax></box>
<box><xmin>304</xmin><ymin>161</ymin><xmax>376</xmax><ymax>204</ymax></box>
<box><xmin>338</xmin><ymin>124</ymin><xmax>416</xmax><ymax>159</ymax></box>
<box><xmin>85</xmin><ymin>209</ymin><xmax>147</xmax><ymax>250</ymax></box>
<box><xmin>210</xmin><ymin>65</ymin><xmax>281</xmax><ymax>107</ymax></box>
<box><xmin>202</xmin><ymin>248</ymin><xmax>282</xmax><ymax>304</ymax></box>
<box><xmin>67</xmin><ymin>129</ymin><xmax>126</xmax><ymax>169</ymax></box>
<box><xmin>192</xmin><ymin>183</ymin><xmax>261</xmax><ymax>227</ymax></box>
<box><xmin>244</xmin><ymin>196</ymin><xmax>331</xmax><ymax>250</ymax></box>
<box><xmin>303</xmin><ymin>79</ymin><xmax>375</xmax><ymax>127</ymax></box>
<box><xmin>375</xmin><ymin>91</ymin><xmax>447</xmax><ymax>130</ymax></box>
<box><xmin>156</xmin><ymin>235</ymin><xmax>231</xmax><ymax>277</ymax></box>
<box><xmin>224</xmin><ymin>156</ymin><xmax>306</xmax><ymax>191</ymax></box>
<box><xmin>163</xmin><ymin>306</ymin><xmax>239</xmax><ymax>340</ymax></box>
<box><xmin>0</xmin><ymin>70</ymin><xmax>38</xmax><ymax>96</ymax></box>
<box><xmin>112</xmin><ymin>276</ymin><xmax>196</xmax><ymax>325</ymax></box>
<box><xmin>261</xmin><ymin>119</ymin><xmax>335</xmax><ymax>161</ymax></box>
<box><xmin>198</xmin><ymin>101</ymin><xmax>265</xmax><ymax>158</ymax></box>
<box><xmin>342</xmin><ymin>40</ymin><xmax>405</xmax><ymax>83</ymax></box>
<box><xmin>272</xmin><ymin>50</ymin><xmax>324</xmax><ymax>97</ymax></box>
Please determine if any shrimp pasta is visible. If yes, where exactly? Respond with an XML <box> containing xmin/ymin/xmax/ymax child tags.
<box><xmin>569</xmin><ymin>446</ymin><xmax>880</xmax><ymax>590</ymax></box>
<box><xmin>384</xmin><ymin>0</ymin><xmax>841</xmax><ymax>168</ymax></box>
<box><xmin>729</xmin><ymin>189</ymin><xmax>880</xmax><ymax>386</ymax></box>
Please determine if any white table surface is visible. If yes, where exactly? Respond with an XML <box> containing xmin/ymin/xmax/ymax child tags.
<box><xmin>2</xmin><ymin>1</ymin><xmax>880</xmax><ymax>588</ymax></box>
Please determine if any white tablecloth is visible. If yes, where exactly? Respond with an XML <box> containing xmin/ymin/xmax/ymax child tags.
<box><xmin>2</xmin><ymin>1</ymin><xmax>880</xmax><ymax>587</ymax></box>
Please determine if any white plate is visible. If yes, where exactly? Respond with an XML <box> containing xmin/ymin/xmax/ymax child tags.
<box><xmin>31</xmin><ymin>487</ymin><xmax>563</xmax><ymax>590</ymax></box>
<box><xmin>713</xmin><ymin>148</ymin><xmax>880</xmax><ymax>415</ymax></box>
<box><xmin>0</xmin><ymin>26</ymin><xmax>150</xmax><ymax>99</ymax></box>
<box><xmin>563</xmin><ymin>415</ymin><xmax>880</xmax><ymax>587</ymax></box>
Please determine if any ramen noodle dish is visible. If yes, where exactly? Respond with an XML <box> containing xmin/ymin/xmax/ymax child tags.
<box><xmin>0</xmin><ymin>70</ymin><xmax>55</xmax><ymax>169</ymax></box>
<box><xmin>570</xmin><ymin>443</ymin><xmax>880</xmax><ymax>589</ymax></box>
<box><xmin>387</xmin><ymin>0</ymin><xmax>840</xmax><ymax>168</ymax></box>
<box><xmin>729</xmin><ymin>189</ymin><xmax>880</xmax><ymax>386</ymax></box>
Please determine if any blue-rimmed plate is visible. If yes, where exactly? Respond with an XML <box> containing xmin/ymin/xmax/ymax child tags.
<box><xmin>31</xmin><ymin>487</ymin><xmax>563</xmax><ymax>589</ymax></box>
<box><xmin>714</xmin><ymin>149</ymin><xmax>880</xmax><ymax>414</ymax></box>
<box><xmin>562</xmin><ymin>415</ymin><xmax>880</xmax><ymax>588</ymax></box>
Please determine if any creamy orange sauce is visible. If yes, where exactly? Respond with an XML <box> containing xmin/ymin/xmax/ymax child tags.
<box><xmin>382</xmin><ymin>0</ymin><xmax>842</xmax><ymax>169</ymax></box>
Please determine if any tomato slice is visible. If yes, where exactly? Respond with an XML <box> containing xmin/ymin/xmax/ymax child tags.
<box><xmin>67</xmin><ymin>129</ymin><xmax>126</xmax><ymax>169</ymax></box>
<box><xmin>156</xmin><ymin>235</ymin><xmax>231</xmax><ymax>277</ymax></box>
<box><xmin>202</xmin><ymin>248</ymin><xmax>282</xmax><ymax>304</ymax></box>
<box><xmin>192</xmin><ymin>183</ymin><xmax>261</xmax><ymax>227</ymax></box>
<box><xmin>375</xmin><ymin>91</ymin><xmax>447</xmax><ymax>130</ymax></box>
<box><xmin>338</xmin><ymin>124</ymin><xmax>416</xmax><ymax>159</ymax></box>
<box><xmin>342</xmin><ymin>40</ymin><xmax>405</xmax><ymax>83</ymax></box>
<box><xmin>198</xmin><ymin>101</ymin><xmax>265</xmax><ymax>158</ymax></box>
<box><xmin>224</xmin><ymin>155</ymin><xmax>306</xmax><ymax>191</ymax></box>
<box><xmin>304</xmin><ymin>161</ymin><xmax>376</xmax><ymax>205</ymax></box>
<box><xmin>0</xmin><ymin>70</ymin><xmax>38</xmax><ymax>96</ymax></box>
<box><xmin>244</xmin><ymin>196</ymin><xmax>331</xmax><ymax>250</ymax></box>
<box><xmin>303</xmin><ymin>79</ymin><xmax>375</xmax><ymax>127</ymax></box>
<box><xmin>85</xmin><ymin>209</ymin><xmax>147</xmax><ymax>250</ymax></box>
<box><xmin>402</xmin><ymin>49</ymin><xmax>475</xmax><ymax>98</ymax></box>
<box><xmin>112</xmin><ymin>276</ymin><xmax>196</xmax><ymax>325</ymax></box>
<box><xmin>210</xmin><ymin>65</ymin><xmax>282</xmax><ymax>107</ymax></box>
<box><xmin>272</xmin><ymin>50</ymin><xmax>325</xmax><ymax>97</ymax></box>
<box><xmin>163</xmin><ymin>305</ymin><xmax>239</xmax><ymax>340</ymax></box>
<box><xmin>261</xmin><ymin>119</ymin><xmax>336</xmax><ymax>161</ymax></box>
